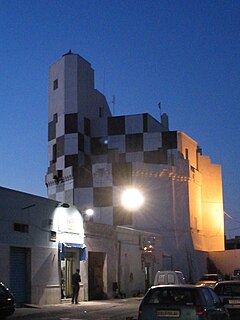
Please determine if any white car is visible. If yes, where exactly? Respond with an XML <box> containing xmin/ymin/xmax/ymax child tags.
<box><xmin>154</xmin><ymin>270</ymin><xmax>186</xmax><ymax>285</ymax></box>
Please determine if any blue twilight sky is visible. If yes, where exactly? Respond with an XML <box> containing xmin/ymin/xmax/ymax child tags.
<box><xmin>0</xmin><ymin>0</ymin><xmax>239</xmax><ymax>237</ymax></box>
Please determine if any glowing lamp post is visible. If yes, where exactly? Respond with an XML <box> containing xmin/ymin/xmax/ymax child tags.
<box><xmin>121</xmin><ymin>188</ymin><xmax>144</xmax><ymax>211</ymax></box>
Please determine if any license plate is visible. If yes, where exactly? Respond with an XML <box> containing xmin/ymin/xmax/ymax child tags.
<box><xmin>157</xmin><ymin>310</ymin><xmax>180</xmax><ymax>317</ymax></box>
<box><xmin>229</xmin><ymin>299</ymin><xmax>240</xmax><ymax>304</ymax></box>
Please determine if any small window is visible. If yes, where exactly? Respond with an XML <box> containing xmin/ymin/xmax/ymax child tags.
<box><xmin>14</xmin><ymin>223</ymin><xmax>29</xmax><ymax>233</ymax></box>
<box><xmin>53</xmin><ymin>113</ymin><xmax>58</xmax><ymax>122</ymax></box>
<box><xmin>53</xmin><ymin>79</ymin><xmax>58</xmax><ymax>90</ymax></box>
<box><xmin>52</xmin><ymin>144</ymin><xmax>57</xmax><ymax>163</ymax></box>
<box><xmin>99</xmin><ymin>107</ymin><xmax>103</xmax><ymax>118</ymax></box>
<box><xmin>185</xmin><ymin>148</ymin><xmax>189</xmax><ymax>160</ymax></box>
<box><xmin>50</xmin><ymin>231</ymin><xmax>57</xmax><ymax>242</ymax></box>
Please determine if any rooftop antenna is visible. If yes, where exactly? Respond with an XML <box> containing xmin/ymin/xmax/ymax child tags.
<box><xmin>158</xmin><ymin>101</ymin><xmax>161</xmax><ymax>119</ymax></box>
<box><xmin>112</xmin><ymin>95</ymin><xmax>116</xmax><ymax>115</ymax></box>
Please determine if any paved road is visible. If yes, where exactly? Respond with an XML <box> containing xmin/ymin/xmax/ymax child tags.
<box><xmin>10</xmin><ymin>297</ymin><xmax>141</xmax><ymax>320</ymax></box>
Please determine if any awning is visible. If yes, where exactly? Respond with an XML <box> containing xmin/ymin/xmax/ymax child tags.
<box><xmin>63</xmin><ymin>242</ymin><xmax>86</xmax><ymax>249</ymax></box>
<box><xmin>60</xmin><ymin>242</ymin><xmax>87</xmax><ymax>261</ymax></box>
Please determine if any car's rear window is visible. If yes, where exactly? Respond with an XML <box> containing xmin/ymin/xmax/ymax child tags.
<box><xmin>200</xmin><ymin>275</ymin><xmax>218</xmax><ymax>281</ymax></box>
<box><xmin>144</xmin><ymin>288</ymin><xmax>197</xmax><ymax>305</ymax></box>
<box><xmin>215</xmin><ymin>284</ymin><xmax>240</xmax><ymax>295</ymax></box>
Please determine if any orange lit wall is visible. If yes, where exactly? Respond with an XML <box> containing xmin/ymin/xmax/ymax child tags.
<box><xmin>177</xmin><ymin>132</ymin><xmax>225</xmax><ymax>252</ymax></box>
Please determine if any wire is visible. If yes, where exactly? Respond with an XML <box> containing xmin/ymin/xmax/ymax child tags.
<box><xmin>224</xmin><ymin>211</ymin><xmax>240</xmax><ymax>224</ymax></box>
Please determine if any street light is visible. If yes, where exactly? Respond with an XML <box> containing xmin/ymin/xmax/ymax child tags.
<box><xmin>81</xmin><ymin>208</ymin><xmax>94</xmax><ymax>221</ymax></box>
<box><xmin>121</xmin><ymin>188</ymin><xmax>144</xmax><ymax>211</ymax></box>
<box><xmin>84</xmin><ymin>208</ymin><xmax>94</xmax><ymax>217</ymax></box>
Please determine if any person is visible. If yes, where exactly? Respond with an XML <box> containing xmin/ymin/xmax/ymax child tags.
<box><xmin>71</xmin><ymin>268</ymin><xmax>81</xmax><ymax>304</ymax></box>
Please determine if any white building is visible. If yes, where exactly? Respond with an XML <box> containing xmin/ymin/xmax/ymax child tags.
<box><xmin>44</xmin><ymin>51</ymin><xmax>225</xmax><ymax>298</ymax></box>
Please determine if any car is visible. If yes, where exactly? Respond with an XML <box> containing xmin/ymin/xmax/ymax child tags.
<box><xmin>214</xmin><ymin>280</ymin><xmax>240</xmax><ymax>320</ymax></box>
<box><xmin>232</xmin><ymin>269</ymin><xmax>240</xmax><ymax>280</ymax></box>
<box><xmin>0</xmin><ymin>282</ymin><xmax>15</xmax><ymax>318</ymax></box>
<box><xmin>196</xmin><ymin>273</ymin><xmax>223</xmax><ymax>288</ymax></box>
<box><xmin>153</xmin><ymin>270</ymin><xmax>186</xmax><ymax>286</ymax></box>
<box><xmin>137</xmin><ymin>284</ymin><xmax>230</xmax><ymax>320</ymax></box>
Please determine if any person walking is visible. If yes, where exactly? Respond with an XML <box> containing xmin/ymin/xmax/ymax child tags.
<box><xmin>71</xmin><ymin>268</ymin><xmax>81</xmax><ymax>304</ymax></box>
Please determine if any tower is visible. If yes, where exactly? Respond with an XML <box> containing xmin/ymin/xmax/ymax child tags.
<box><xmin>46</xmin><ymin>51</ymin><xmax>111</xmax><ymax>204</ymax></box>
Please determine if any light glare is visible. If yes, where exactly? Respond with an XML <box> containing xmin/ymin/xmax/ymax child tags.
<box><xmin>121</xmin><ymin>188</ymin><xmax>144</xmax><ymax>210</ymax></box>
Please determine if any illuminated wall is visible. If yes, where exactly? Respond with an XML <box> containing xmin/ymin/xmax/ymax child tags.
<box><xmin>177</xmin><ymin>132</ymin><xmax>225</xmax><ymax>252</ymax></box>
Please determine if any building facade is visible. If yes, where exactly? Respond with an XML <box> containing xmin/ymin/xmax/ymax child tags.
<box><xmin>45</xmin><ymin>51</ymin><xmax>225</xmax><ymax>294</ymax></box>
<box><xmin>0</xmin><ymin>186</ymin><xmax>161</xmax><ymax>305</ymax></box>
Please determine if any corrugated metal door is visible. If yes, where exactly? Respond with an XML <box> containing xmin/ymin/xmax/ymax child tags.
<box><xmin>10</xmin><ymin>247</ymin><xmax>28</xmax><ymax>306</ymax></box>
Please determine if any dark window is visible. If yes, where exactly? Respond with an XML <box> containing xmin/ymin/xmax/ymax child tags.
<box><xmin>65</xmin><ymin>155</ymin><xmax>78</xmax><ymax>168</ymax></box>
<box><xmin>99</xmin><ymin>107</ymin><xmax>103</xmax><ymax>118</ymax></box>
<box><xmin>93</xmin><ymin>187</ymin><xmax>112</xmax><ymax>207</ymax></box>
<box><xmin>108</xmin><ymin>116</ymin><xmax>125</xmax><ymax>135</ymax></box>
<box><xmin>53</xmin><ymin>113</ymin><xmax>58</xmax><ymax>122</ymax></box>
<box><xmin>112</xmin><ymin>163</ymin><xmax>132</xmax><ymax>186</ymax></box>
<box><xmin>65</xmin><ymin>113</ymin><xmax>78</xmax><ymax>134</ymax></box>
<box><xmin>56</xmin><ymin>136</ymin><xmax>64</xmax><ymax>157</ymax></box>
<box><xmin>162</xmin><ymin>131</ymin><xmax>177</xmax><ymax>149</ymax></box>
<box><xmin>78</xmin><ymin>133</ymin><xmax>84</xmax><ymax>151</ymax></box>
<box><xmin>144</xmin><ymin>287</ymin><xmax>196</xmax><ymax>305</ymax></box>
<box><xmin>14</xmin><ymin>223</ymin><xmax>29</xmax><ymax>233</ymax></box>
<box><xmin>84</xmin><ymin>117</ymin><xmax>91</xmax><ymax>136</ymax></box>
<box><xmin>52</xmin><ymin>144</ymin><xmax>57</xmax><ymax>163</ymax></box>
<box><xmin>53</xmin><ymin>79</ymin><xmax>58</xmax><ymax>90</ymax></box>
<box><xmin>48</xmin><ymin>120</ymin><xmax>56</xmax><ymax>141</ymax></box>
<box><xmin>126</xmin><ymin>134</ymin><xmax>143</xmax><ymax>152</ymax></box>
<box><xmin>113</xmin><ymin>206</ymin><xmax>133</xmax><ymax>226</ymax></box>
<box><xmin>185</xmin><ymin>148</ymin><xmax>189</xmax><ymax>160</ymax></box>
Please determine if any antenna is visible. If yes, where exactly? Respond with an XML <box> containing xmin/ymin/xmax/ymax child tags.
<box><xmin>158</xmin><ymin>101</ymin><xmax>161</xmax><ymax>118</ymax></box>
<box><xmin>112</xmin><ymin>95</ymin><xmax>116</xmax><ymax>115</ymax></box>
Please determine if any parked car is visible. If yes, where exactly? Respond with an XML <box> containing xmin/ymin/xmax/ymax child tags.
<box><xmin>153</xmin><ymin>270</ymin><xmax>186</xmax><ymax>285</ymax></box>
<box><xmin>232</xmin><ymin>269</ymin><xmax>240</xmax><ymax>280</ymax></box>
<box><xmin>0</xmin><ymin>282</ymin><xmax>15</xmax><ymax>318</ymax></box>
<box><xmin>214</xmin><ymin>280</ymin><xmax>240</xmax><ymax>320</ymax></box>
<box><xmin>197</xmin><ymin>273</ymin><xmax>223</xmax><ymax>288</ymax></box>
<box><xmin>137</xmin><ymin>284</ymin><xmax>230</xmax><ymax>320</ymax></box>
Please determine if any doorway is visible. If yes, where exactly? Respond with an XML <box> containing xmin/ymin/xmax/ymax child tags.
<box><xmin>88</xmin><ymin>252</ymin><xmax>106</xmax><ymax>300</ymax></box>
<box><xmin>61</xmin><ymin>257</ymin><xmax>73</xmax><ymax>298</ymax></box>
<box><xmin>10</xmin><ymin>247</ymin><xmax>31</xmax><ymax>306</ymax></box>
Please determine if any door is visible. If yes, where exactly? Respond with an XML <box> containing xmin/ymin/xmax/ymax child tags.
<box><xmin>88</xmin><ymin>252</ymin><xmax>105</xmax><ymax>300</ymax></box>
<box><xmin>10</xmin><ymin>247</ymin><xmax>31</xmax><ymax>306</ymax></box>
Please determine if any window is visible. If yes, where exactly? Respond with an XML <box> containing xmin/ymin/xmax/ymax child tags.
<box><xmin>99</xmin><ymin>107</ymin><xmax>103</xmax><ymax>118</ymax></box>
<box><xmin>50</xmin><ymin>231</ymin><xmax>57</xmax><ymax>242</ymax></box>
<box><xmin>53</xmin><ymin>79</ymin><xmax>58</xmax><ymax>90</ymax></box>
<box><xmin>65</xmin><ymin>113</ymin><xmax>78</xmax><ymax>134</ymax></box>
<box><xmin>14</xmin><ymin>223</ymin><xmax>29</xmax><ymax>233</ymax></box>
<box><xmin>52</xmin><ymin>144</ymin><xmax>57</xmax><ymax>163</ymax></box>
<box><xmin>93</xmin><ymin>187</ymin><xmax>112</xmax><ymax>207</ymax></box>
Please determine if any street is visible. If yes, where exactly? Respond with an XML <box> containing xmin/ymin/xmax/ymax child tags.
<box><xmin>10</xmin><ymin>297</ymin><xmax>141</xmax><ymax>320</ymax></box>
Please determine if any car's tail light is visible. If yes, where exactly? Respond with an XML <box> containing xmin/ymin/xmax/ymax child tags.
<box><xmin>196</xmin><ymin>303</ymin><xmax>204</xmax><ymax>315</ymax></box>
<box><xmin>195</xmin><ymin>297</ymin><xmax>204</xmax><ymax>315</ymax></box>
